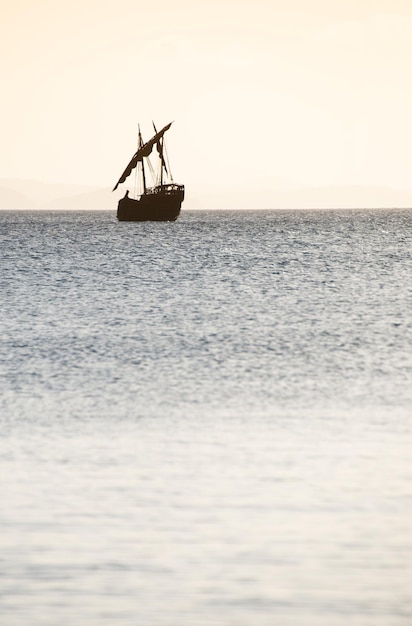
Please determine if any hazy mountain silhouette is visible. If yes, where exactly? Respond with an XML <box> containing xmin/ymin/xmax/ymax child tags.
<box><xmin>1</xmin><ymin>179</ymin><xmax>411</xmax><ymax>210</ymax></box>
<box><xmin>0</xmin><ymin>185</ymin><xmax>36</xmax><ymax>209</ymax></box>
<box><xmin>0</xmin><ymin>180</ymin><xmax>114</xmax><ymax>209</ymax></box>
<box><xmin>41</xmin><ymin>188</ymin><xmax>115</xmax><ymax>209</ymax></box>
<box><xmin>185</xmin><ymin>185</ymin><xmax>412</xmax><ymax>209</ymax></box>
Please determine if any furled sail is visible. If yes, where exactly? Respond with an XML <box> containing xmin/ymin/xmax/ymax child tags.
<box><xmin>113</xmin><ymin>122</ymin><xmax>172</xmax><ymax>191</ymax></box>
<box><xmin>156</xmin><ymin>139</ymin><xmax>169</xmax><ymax>176</ymax></box>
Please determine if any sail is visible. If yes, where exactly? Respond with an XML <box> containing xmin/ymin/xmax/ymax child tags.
<box><xmin>113</xmin><ymin>122</ymin><xmax>173</xmax><ymax>191</ymax></box>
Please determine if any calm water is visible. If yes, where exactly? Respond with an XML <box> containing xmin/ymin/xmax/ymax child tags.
<box><xmin>1</xmin><ymin>209</ymin><xmax>411</xmax><ymax>625</ymax></box>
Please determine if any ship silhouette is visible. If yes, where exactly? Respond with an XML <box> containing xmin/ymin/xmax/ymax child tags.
<box><xmin>113</xmin><ymin>122</ymin><xmax>184</xmax><ymax>221</ymax></box>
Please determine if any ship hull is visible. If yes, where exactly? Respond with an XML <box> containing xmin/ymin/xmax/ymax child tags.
<box><xmin>117</xmin><ymin>185</ymin><xmax>184</xmax><ymax>222</ymax></box>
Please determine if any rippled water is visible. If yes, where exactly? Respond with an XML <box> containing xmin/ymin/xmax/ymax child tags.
<box><xmin>1</xmin><ymin>209</ymin><xmax>411</xmax><ymax>625</ymax></box>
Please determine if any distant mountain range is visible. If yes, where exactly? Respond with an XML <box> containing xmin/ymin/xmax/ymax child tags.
<box><xmin>0</xmin><ymin>180</ymin><xmax>114</xmax><ymax>209</ymax></box>
<box><xmin>197</xmin><ymin>185</ymin><xmax>412</xmax><ymax>210</ymax></box>
<box><xmin>1</xmin><ymin>179</ymin><xmax>412</xmax><ymax>210</ymax></box>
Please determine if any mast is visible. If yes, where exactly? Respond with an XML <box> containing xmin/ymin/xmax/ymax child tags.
<box><xmin>153</xmin><ymin>121</ymin><xmax>166</xmax><ymax>187</ymax></box>
<box><xmin>138</xmin><ymin>125</ymin><xmax>147</xmax><ymax>194</ymax></box>
<box><xmin>160</xmin><ymin>136</ymin><xmax>164</xmax><ymax>187</ymax></box>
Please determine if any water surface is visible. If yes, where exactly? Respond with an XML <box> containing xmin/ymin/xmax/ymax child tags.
<box><xmin>1</xmin><ymin>209</ymin><xmax>411</xmax><ymax>625</ymax></box>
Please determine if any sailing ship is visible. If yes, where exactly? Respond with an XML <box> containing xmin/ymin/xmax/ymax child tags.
<box><xmin>113</xmin><ymin>122</ymin><xmax>184</xmax><ymax>221</ymax></box>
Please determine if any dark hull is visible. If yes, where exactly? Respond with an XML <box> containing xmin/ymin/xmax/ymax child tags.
<box><xmin>117</xmin><ymin>185</ymin><xmax>184</xmax><ymax>222</ymax></box>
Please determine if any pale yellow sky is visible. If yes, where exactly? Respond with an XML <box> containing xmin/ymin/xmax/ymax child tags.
<box><xmin>1</xmin><ymin>0</ymin><xmax>412</xmax><ymax>206</ymax></box>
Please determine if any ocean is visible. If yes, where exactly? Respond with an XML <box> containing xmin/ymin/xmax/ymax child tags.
<box><xmin>1</xmin><ymin>208</ymin><xmax>411</xmax><ymax>625</ymax></box>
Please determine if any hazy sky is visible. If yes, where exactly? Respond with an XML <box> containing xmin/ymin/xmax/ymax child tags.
<box><xmin>2</xmin><ymin>0</ymin><xmax>412</xmax><ymax>205</ymax></box>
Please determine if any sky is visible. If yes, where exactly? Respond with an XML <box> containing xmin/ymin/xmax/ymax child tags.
<box><xmin>1</xmin><ymin>0</ymin><xmax>412</xmax><ymax>207</ymax></box>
